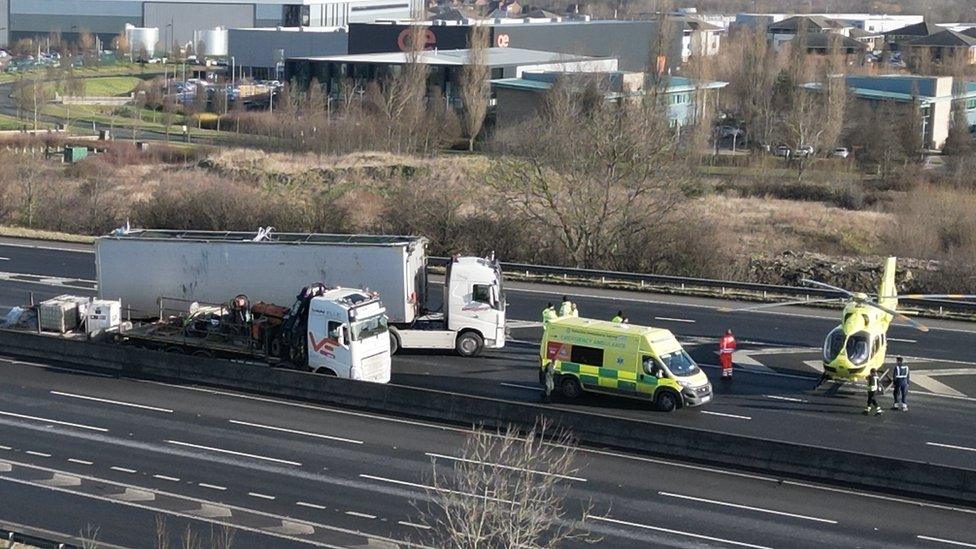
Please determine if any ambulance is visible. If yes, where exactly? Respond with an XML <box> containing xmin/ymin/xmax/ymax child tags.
<box><xmin>540</xmin><ymin>317</ymin><xmax>712</xmax><ymax>411</ymax></box>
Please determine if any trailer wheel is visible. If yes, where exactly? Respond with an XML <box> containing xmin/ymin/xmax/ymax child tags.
<box><xmin>560</xmin><ymin>376</ymin><xmax>583</xmax><ymax>399</ymax></box>
<box><xmin>455</xmin><ymin>331</ymin><xmax>483</xmax><ymax>357</ymax></box>
<box><xmin>389</xmin><ymin>332</ymin><xmax>400</xmax><ymax>355</ymax></box>
<box><xmin>654</xmin><ymin>389</ymin><xmax>680</xmax><ymax>412</ymax></box>
<box><xmin>191</xmin><ymin>350</ymin><xmax>213</xmax><ymax>358</ymax></box>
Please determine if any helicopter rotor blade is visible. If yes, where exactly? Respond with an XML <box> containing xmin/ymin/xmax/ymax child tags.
<box><xmin>878</xmin><ymin>294</ymin><xmax>976</xmax><ymax>300</ymax></box>
<box><xmin>861</xmin><ymin>300</ymin><xmax>929</xmax><ymax>333</ymax></box>
<box><xmin>718</xmin><ymin>297</ymin><xmax>845</xmax><ymax>313</ymax></box>
<box><xmin>800</xmin><ymin>278</ymin><xmax>856</xmax><ymax>297</ymax></box>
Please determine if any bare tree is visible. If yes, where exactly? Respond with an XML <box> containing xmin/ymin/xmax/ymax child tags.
<box><xmin>210</xmin><ymin>524</ymin><xmax>236</xmax><ymax>549</ymax></box>
<box><xmin>818</xmin><ymin>34</ymin><xmax>847</xmax><ymax>152</ymax></box>
<box><xmin>154</xmin><ymin>515</ymin><xmax>170</xmax><ymax>549</ymax></box>
<box><xmin>13</xmin><ymin>76</ymin><xmax>48</xmax><ymax>131</ymax></box>
<box><xmin>17</xmin><ymin>156</ymin><xmax>44</xmax><ymax>227</ymax></box>
<box><xmin>79</xmin><ymin>524</ymin><xmax>100</xmax><ymax>549</ymax></box>
<box><xmin>367</xmin><ymin>26</ymin><xmax>430</xmax><ymax>153</ymax></box>
<box><xmin>459</xmin><ymin>24</ymin><xmax>490</xmax><ymax>151</ymax></box>
<box><xmin>416</xmin><ymin>420</ymin><xmax>594</xmax><ymax>548</ymax></box>
<box><xmin>163</xmin><ymin>94</ymin><xmax>177</xmax><ymax>141</ymax></box>
<box><xmin>488</xmin><ymin>83</ymin><xmax>687</xmax><ymax>268</ymax></box>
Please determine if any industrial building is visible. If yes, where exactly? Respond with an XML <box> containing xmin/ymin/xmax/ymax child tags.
<box><xmin>492</xmin><ymin>72</ymin><xmax>727</xmax><ymax>130</ymax></box>
<box><xmin>228</xmin><ymin>26</ymin><xmax>348</xmax><ymax>78</ymax></box>
<box><xmin>802</xmin><ymin>75</ymin><xmax>976</xmax><ymax>149</ymax></box>
<box><xmin>285</xmin><ymin>48</ymin><xmax>617</xmax><ymax>98</ymax></box>
<box><xmin>343</xmin><ymin>19</ymin><xmax>669</xmax><ymax>72</ymax></box>
<box><xmin>0</xmin><ymin>0</ymin><xmax>420</xmax><ymax>49</ymax></box>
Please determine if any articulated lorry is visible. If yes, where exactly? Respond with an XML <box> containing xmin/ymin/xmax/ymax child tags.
<box><xmin>95</xmin><ymin>229</ymin><xmax>506</xmax><ymax>357</ymax></box>
<box><xmin>120</xmin><ymin>284</ymin><xmax>391</xmax><ymax>382</ymax></box>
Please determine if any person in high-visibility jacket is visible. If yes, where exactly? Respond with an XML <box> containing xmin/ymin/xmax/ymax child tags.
<box><xmin>559</xmin><ymin>296</ymin><xmax>573</xmax><ymax>317</ymax></box>
<box><xmin>891</xmin><ymin>356</ymin><xmax>910</xmax><ymax>411</ymax></box>
<box><xmin>719</xmin><ymin>329</ymin><xmax>736</xmax><ymax>380</ymax></box>
<box><xmin>542</xmin><ymin>303</ymin><xmax>558</xmax><ymax>324</ymax></box>
<box><xmin>611</xmin><ymin>311</ymin><xmax>628</xmax><ymax>323</ymax></box>
<box><xmin>865</xmin><ymin>368</ymin><xmax>883</xmax><ymax>415</ymax></box>
<box><xmin>569</xmin><ymin>302</ymin><xmax>579</xmax><ymax>317</ymax></box>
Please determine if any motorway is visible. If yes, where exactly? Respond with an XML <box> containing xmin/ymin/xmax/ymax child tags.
<box><xmin>2</xmin><ymin>359</ymin><xmax>976</xmax><ymax>548</ymax></box>
<box><xmin>2</xmin><ymin>239</ymin><xmax>976</xmax><ymax>546</ymax></box>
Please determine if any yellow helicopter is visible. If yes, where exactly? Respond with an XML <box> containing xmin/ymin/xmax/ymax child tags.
<box><xmin>725</xmin><ymin>257</ymin><xmax>975</xmax><ymax>383</ymax></box>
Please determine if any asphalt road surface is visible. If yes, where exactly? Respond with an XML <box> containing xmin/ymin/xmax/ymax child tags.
<box><xmin>2</xmin><ymin>359</ymin><xmax>976</xmax><ymax>548</ymax></box>
<box><xmin>1</xmin><ymin>240</ymin><xmax>976</xmax><ymax>472</ymax></box>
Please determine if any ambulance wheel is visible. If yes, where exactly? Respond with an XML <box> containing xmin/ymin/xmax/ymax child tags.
<box><xmin>389</xmin><ymin>332</ymin><xmax>401</xmax><ymax>355</ymax></box>
<box><xmin>655</xmin><ymin>390</ymin><xmax>680</xmax><ymax>412</ymax></box>
<box><xmin>455</xmin><ymin>332</ymin><xmax>484</xmax><ymax>357</ymax></box>
<box><xmin>560</xmin><ymin>377</ymin><xmax>583</xmax><ymax>399</ymax></box>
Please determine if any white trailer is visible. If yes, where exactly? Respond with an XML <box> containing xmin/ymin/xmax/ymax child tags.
<box><xmin>95</xmin><ymin>229</ymin><xmax>505</xmax><ymax>356</ymax></box>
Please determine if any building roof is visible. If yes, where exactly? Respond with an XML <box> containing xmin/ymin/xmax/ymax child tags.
<box><xmin>849</xmin><ymin>28</ymin><xmax>882</xmax><ymax>39</ymax></box>
<box><xmin>491</xmin><ymin>72</ymin><xmax>728</xmax><ymax>93</ymax></box>
<box><xmin>801</xmin><ymin>75</ymin><xmax>976</xmax><ymax>103</ymax></box>
<box><xmin>768</xmin><ymin>15</ymin><xmax>847</xmax><ymax>32</ymax></box>
<box><xmin>291</xmin><ymin>48</ymin><xmax>602</xmax><ymax>66</ymax></box>
<box><xmin>792</xmin><ymin>32</ymin><xmax>866</xmax><ymax>50</ymax></box>
<box><xmin>909</xmin><ymin>29</ymin><xmax>976</xmax><ymax>47</ymax></box>
<box><xmin>670</xmin><ymin>15</ymin><xmax>724</xmax><ymax>32</ymax></box>
<box><xmin>883</xmin><ymin>21</ymin><xmax>938</xmax><ymax>37</ymax></box>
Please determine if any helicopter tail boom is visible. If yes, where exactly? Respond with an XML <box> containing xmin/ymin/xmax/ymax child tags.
<box><xmin>878</xmin><ymin>256</ymin><xmax>897</xmax><ymax>312</ymax></box>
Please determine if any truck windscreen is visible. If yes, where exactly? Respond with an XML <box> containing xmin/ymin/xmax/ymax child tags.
<box><xmin>352</xmin><ymin>315</ymin><xmax>388</xmax><ymax>341</ymax></box>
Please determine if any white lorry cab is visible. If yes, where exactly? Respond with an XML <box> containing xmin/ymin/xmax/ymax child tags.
<box><xmin>395</xmin><ymin>255</ymin><xmax>505</xmax><ymax>357</ymax></box>
<box><xmin>302</xmin><ymin>287</ymin><xmax>391</xmax><ymax>383</ymax></box>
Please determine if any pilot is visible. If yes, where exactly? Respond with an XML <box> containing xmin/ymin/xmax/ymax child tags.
<box><xmin>892</xmin><ymin>356</ymin><xmax>910</xmax><ymax>411</ymax></box>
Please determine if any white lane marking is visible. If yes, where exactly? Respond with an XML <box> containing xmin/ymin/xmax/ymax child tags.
<box><xmin>360</xmin><ymin>474</ymin><xmax>520</xmax><ymax>505</ymax></box>
<box><xmin>0</xmin><ymin>410</ymin><xmax>108</xmax><ymax>432</ymax></box>
<box><xmin>0</xmin><ymin>241</ymin><xmax>94</xmax><ymax>254</ymax></box>
<box><xmin>0</xmin><ymin>257</ymin><xmax>9</xmax><ymax>261</ymax></box>
<box><xmin>345</xmin><ymin>511</ymin><xmax>376</xmax><ymax>519</ymax></box>
<box><xmin>228</xmin><ymin>419</ymin><xmax>363</xmax><ymax>445</ymax></box>
<box><xmin>655</xmin><ymin>316</ymin><xmax>695</xmax><ymax>323</ymax></box>
<box><xmin>506</xmin><ymin>286</ymin><xmax>976</xmax><ymax>335</ymax></box>
<box><xmin>927</xmin><ymin>442</ymin><xmax>976</xmax><ymax>453</ymax></box>
<box><xmin>425</xmin><ymin>452</ymin><xmax>586</xmax><ymax>482</ymax></box>
<box><xmin>765</xmin><ymin>395</ymin><xmax>808</xmax><ymax>403</ymax></box>
<box><xmin>165</xmin><ymin>440</ymin><xmax>302</xmax><ymax>467</ymax></box>
<box><xmin>296</xmin><ymin>501</ymin><xmax>326</xmax><ymax>510</ymax></box>
<box><xmin>110</xmin><ymin>466</ymin><xmax>136</xmax><ymax>474</ymax></box>
<box><xmin>68</xmin><ymin>458</ymin><xmax>93</xmax><ymax>465</ymax></box>
<box><xmin>134</xmin><ymin>375</ymin><xmax>976</xmax><ymax>516</ymax></box>
<box><xmin>198</xmin><ymin>483</ymin><xmax>227</xmax><ymax>491</ymax></box>
<box><xmin>918</xmin><ymin>535</ymin><xmax>976</xmax><ymax>548</ymax></box>
<box><xmin>912</xmin><ymin>375</ymin><xmax>967</xmax><ymax>398</ymax></box>
<box><xmin>889</xmin><ymin>338</ymin><xmax>917</xmax><ymax>344</ymax></box>
<box><xmin>0</xmin><ymin>459</ymin><xmax>364</xmax><ymax>549</ymax></box>
<box><xmin>153</xmin><ymin>474</ymin><xmax>180</xmax><ymax>482</ymax></box>
<box><xmin>50</xmin><ymin>391</ymin><xmax>174</xmax><ymax>413</ymax></box>
<box><xmin>590</xmin><ymin>515</ymin><xmax>773</xmax><ymax>549</ymax></box>
<box><xmin>248</xmin><ymin>492</ymin><xmax>276</xmax><ymax>500</ymax></box>
<box><xmin>0</xmin><ymin>445</ymin><xmax>11</xmax><ymax>450</ymax></box>
<box><xmin>398</xmin><ymin>521</ymin><xmax>431</xmax><ymax>530</ymax></box>
<box><xmin>700</xmin><ymin>410</ymin><xmax>752</xmax><ymax>420</ymax></box>
<box><xmin>500</xmin><ymin>382</ymin><xmax>541</xmax><ymax>391</ymax></box>
<box><xmin>658</xmin><ymin>491</ymin><xmax>837</xmax><ymax>524</ymax></box>
<box><xmin>25</xmin><ymin>451</ymin><xmax>51</xmax><ymax>457</ymax></box>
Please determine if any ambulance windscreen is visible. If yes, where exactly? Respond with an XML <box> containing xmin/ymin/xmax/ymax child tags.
<box><xmin>659</xmin><ymin>350</ymin><xmax>699</xmax><ymax>376</ymax></box>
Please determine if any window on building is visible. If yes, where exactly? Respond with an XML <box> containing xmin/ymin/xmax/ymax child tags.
<box><xmin>966</xmin><ymin>98</ymin><xmax>976</xmax><ymax>110</ymax></box>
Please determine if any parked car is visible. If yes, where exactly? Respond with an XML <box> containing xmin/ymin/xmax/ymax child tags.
<box><xmin>831</xmin><ymin>147</ymin><xmax>850</xmax><ymax>159</ymax></box>
<box><xmin>795</xmin><ymin>145</ymin><xmax>815</xmax><ymax>158</ymax></box>
<box><xmin>774</xmin><ymin>145</ymin><xmax>791</xmax><ymax>158</ymax></box>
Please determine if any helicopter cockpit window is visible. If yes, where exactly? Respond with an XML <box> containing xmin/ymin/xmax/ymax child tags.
<box><xmin>824</xmin><ymin>328</ymin><xmax>845</xmax><ymax>361</ymax></box>
<box><xmin>846</xmin><ymin>331</ymin><xmax>871</xmax><ymax>365</ymax></box>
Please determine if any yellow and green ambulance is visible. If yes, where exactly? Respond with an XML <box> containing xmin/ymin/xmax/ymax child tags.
<box><xmin>540</xmin><ymin>316</ymin><xmax>712</xmax><ymax>411</ymax></box>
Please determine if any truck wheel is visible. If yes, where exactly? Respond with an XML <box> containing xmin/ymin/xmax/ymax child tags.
<box><xmin>191</xmin><ymin>350</ymin><xmax>213</xmax><ymax>358</ymax></box>
<box><xmin>560</xmin><ymin>376</ymin><xmax>582</xmax><ymax>399</ymax></box>
<box><xmin>389</xmin><ymin>332</ymin><xmax>400</xmax><ymax>355</ymax></box>
<box><xmin>455</xmin><ymin>332</ymin><xmax>484</xmax><ymax>357</ymax></box>
<box><xmin>655</xmin><ymin>390</ymin><xmax>680</xmax><ymax>412</ymax></box>
<box><xmin>164</xmin><ymin>346</ymin><xmax>184</xmax><ymax>354</ymax></box>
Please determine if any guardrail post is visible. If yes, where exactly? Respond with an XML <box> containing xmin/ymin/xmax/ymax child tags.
<box><xmin>940</xmin><ymin>306</ymin><xmax>944</xmax><ymax>316</ymax></box>
<box><xmin>763</xmin><ymin>290</ymin><xmax>767</xmax><ymax>299</ymax></box>
<box><xmin>601</xmin><ymin>276</ymin><xmax>605</xmax><ymax>284</ymax></box>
